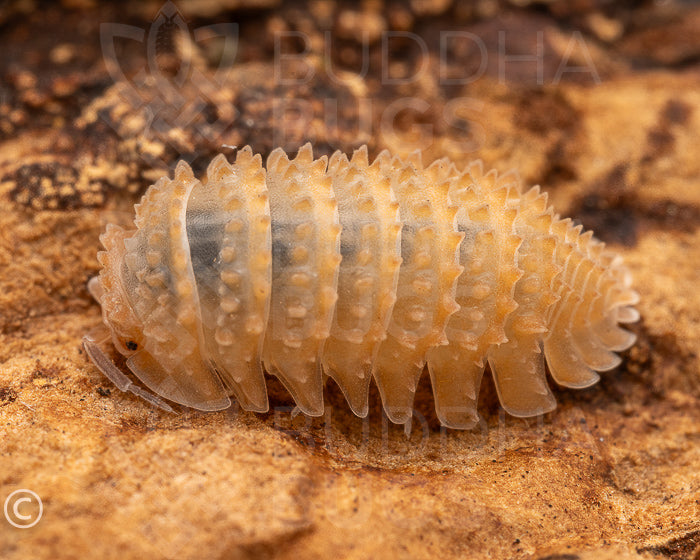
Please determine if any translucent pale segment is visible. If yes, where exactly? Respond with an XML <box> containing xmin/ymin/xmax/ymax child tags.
<box><xmin>543</xmin><ymin>220</ymin><xmax>639</xmax><ymax>389</ymax></box>
<box><xmin>617</xmin><ymin>306</ymin><xmax>640</xmax><ymax>323</ymax></box>
<box><xmin>590</xmin><ymin>280</ymin><xmax>639</xmax><ymax>351</ymax></box>
<box><xmin>425</xmin><ymin>205</ymin><xmax>494</xmax><ymax>429</ymax></box>
<box><xmin>489</xmin><ymin>201</ymin><xmax>560</xmax><ymax>417</ymax></box>
<box><xmin>592</xmin><ymin>316</ymin><xmax>637</xmax><ymax>352</ymax></box>
<box><xmin>262</xmin><ymin>144</ymin><xmax>341</xmax><ymax>416</ymax></box>
<box><xmin>185</xmin><ymin>149</ymin><xmax>271</xmax><ymax>412</ymax></box>
<box><xmin>426</xmin><ymin>348</ymin><xmax>484</xmax><ymax>429</ymax></box>
<box><xmin>373</xmin><ymin>154</ymin><xmax>463</xmax><ymax>425</ymax></box>
<box><xmin>544</xmin><ymin>250</ymin><xmax>601</xmax><ymax>388</ymax></box>
<box><xmin>427</xmin><ymin>167</ymin><xmax>521</xmax><ymax>426</ymax></box>
<box><xmin>118</xmin><ymin>165</ymin><xmax>230</xmax><ymax>410</ymax></box>
<box><xmin>565</xmin><ymin>239</ymin><xmax>635</xmax><ymax>367</ymax></box>
<box><xmin>126</xmin><ymin>351</ymin><xmax>228</xmax><ymax>411</ymax></box>
<box><xmin>488</xmin><ymin>335</ymin><xmax>556</xmax><ymax>417</ymax></box>
<box><xmin>569</xmin><ymin>270</ymin><xmax>623</xmax><ymax>371</ymax></box>
<box><xmin>321</xmin><ymin>147</ymin><xmax>401</xmax><ymax>417</ymax></box>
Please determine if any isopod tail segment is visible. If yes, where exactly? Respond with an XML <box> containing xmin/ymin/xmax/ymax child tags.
<box><xmin>84</xmin><ymin>143</ymin><xmax>640</xmax><ymax>430</ymax></box>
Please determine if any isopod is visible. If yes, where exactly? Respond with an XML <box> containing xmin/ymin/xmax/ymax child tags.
<box><xmin>83</xmin><ymin>144</ymin><xmax>640</xmax><ymax>429</ymax></box>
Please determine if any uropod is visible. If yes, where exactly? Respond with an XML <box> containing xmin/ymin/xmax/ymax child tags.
<box><xmin>83</xmin><ymin>144</ymin><xmax>640</xmax><ymax>429</ymax></box>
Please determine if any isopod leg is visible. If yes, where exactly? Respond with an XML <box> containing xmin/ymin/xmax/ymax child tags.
<box><xmin>426</xmin><ymin>346</ymin><xmax>483</xmax><ymax>429</ymax></box>
<box><xmin>82</xmin><ymin>336</ymin><xmax>175</xmax><ymax>413</ymax></box>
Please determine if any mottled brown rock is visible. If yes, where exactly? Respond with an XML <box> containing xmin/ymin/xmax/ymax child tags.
<box><xmin>0</xmin><ymin>1</ymin><xmax>698</xmax><ymax>560</ymax></box>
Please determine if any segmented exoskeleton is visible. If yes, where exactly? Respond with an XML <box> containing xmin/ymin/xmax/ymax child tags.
<box><xmin>83</xmin><ymin>144</ymin><xmax>639</xmax><ymax>429</ymax></box>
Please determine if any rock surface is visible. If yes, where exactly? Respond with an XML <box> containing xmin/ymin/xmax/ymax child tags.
<box><xmin>0</xmin><ymin>1</ymin><xmax>698</xmax><ymax>559</ymax></box>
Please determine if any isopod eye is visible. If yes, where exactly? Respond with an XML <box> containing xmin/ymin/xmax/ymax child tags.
<box><xmin>126</xmin><ymin>341</ymin><xmax>138</xmax><ymax>351</ymax></box>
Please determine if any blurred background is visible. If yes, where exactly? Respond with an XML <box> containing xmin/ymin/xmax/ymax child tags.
<box><xmin>1</xmin><ymin>2</ymin><xmax>699</xmax><ymax>560</ymax></box>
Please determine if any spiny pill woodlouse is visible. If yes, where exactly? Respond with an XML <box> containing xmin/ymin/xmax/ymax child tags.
<box><xmin>83</xmin><ymin>144</ymin><xmax>640</xmax><ymax>430</ymax></box>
